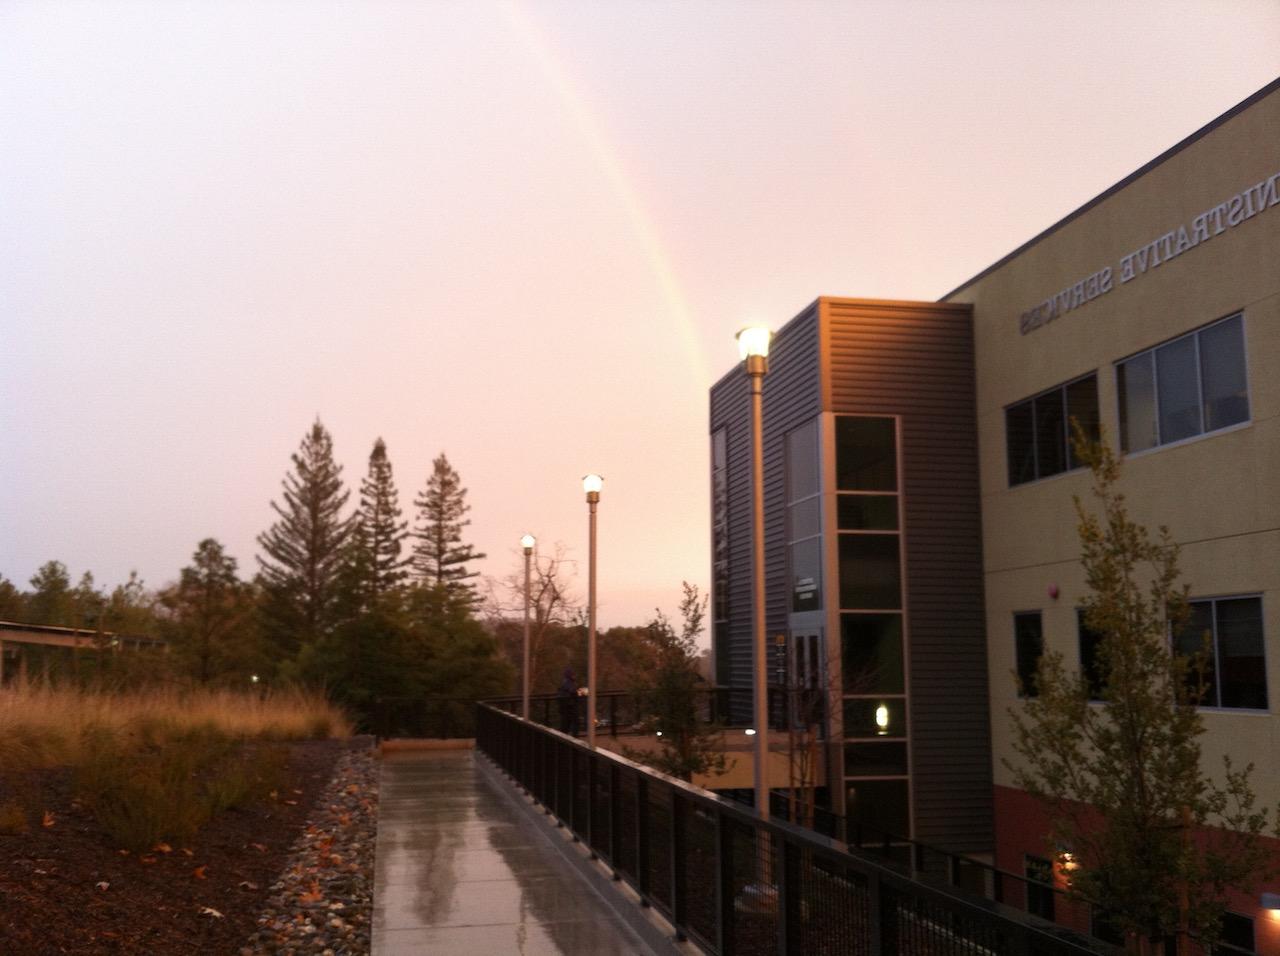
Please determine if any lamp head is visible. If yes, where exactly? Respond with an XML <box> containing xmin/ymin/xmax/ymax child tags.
<box><xmin>520</xmin><ymin>533</ymin><xmax>536</xmax><ymax>553</ymax></box>
<box><xmin>582</xmin><ymin>474</ymin><xmax>603</xmax><ymax>502</ymax></box>
<box><xmin>736</xmin><ymin>325</ymin><xmax>772</xmax><ymax>360</ymax></box>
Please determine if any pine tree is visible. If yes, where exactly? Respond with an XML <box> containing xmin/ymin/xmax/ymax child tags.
<box><xmin>163</xmin><ymin>539</ymin><xmax>255</xmax><ymax>685</ymax></box>
<box><xmin>411</xmin><ymin>453</ymin><xmax>486</xmax><ymax>608</ymax></box>
<box><xmin>257</xmin><ymin>420</ymin><xmax>354</xmax><ymax>657</ymax></box>
<box><xmin>27</xmin><ymin>560</ymin><xmax>73</xmax><ymax>626</ymax></box>
<box><xmin>350</xmin><ymin>438</ymin><xmax>409</xmax><ymax>602</ymax></box>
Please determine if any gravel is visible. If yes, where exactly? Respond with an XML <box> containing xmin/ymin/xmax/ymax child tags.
<box><xmin>243</xmin><ymin>741</ymin><xmax>378</xmax><ymax>955</ymax></box>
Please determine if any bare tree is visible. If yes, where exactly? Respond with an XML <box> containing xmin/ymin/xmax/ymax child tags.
<box><xmin>484</xmin><ymin>542</ymin><xmax>582</xmax><ymax>695</ymax></box>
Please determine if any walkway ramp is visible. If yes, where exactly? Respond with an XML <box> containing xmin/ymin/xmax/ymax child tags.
<box><xmin>373</xmin><ymin>750</ymin><xmax>666</xmax><ymax>955</ymax></box>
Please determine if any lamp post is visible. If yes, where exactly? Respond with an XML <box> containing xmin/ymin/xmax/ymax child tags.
<box><xmin>738</xmin><ymin>325</ymin><xmax>772</xmax><ymax>819</ymax></box>
<box><xmin>521</xmin><ymin>533</ymin><xmax>536</xmax><ymax>720</ymax></box>
<box><xmin>583</xmin><ymin>474</ymin><xmax>603</xmax><ymax>749</ymax></box>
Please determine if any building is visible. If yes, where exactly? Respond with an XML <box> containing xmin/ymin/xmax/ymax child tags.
<box><xmin>710</xmin><ymin>76</ymin><xmax>1280</xmax><ymax>950</ymax></box>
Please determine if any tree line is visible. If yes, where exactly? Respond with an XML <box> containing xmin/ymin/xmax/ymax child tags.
<box><xmin>0</xmin><ymin>420</ymin><xmax>511</xmax><ymax>725</ymax></box>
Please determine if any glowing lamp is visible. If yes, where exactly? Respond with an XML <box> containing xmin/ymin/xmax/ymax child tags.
<box><xmin>521</xmin><ymin>533</ymin><xmax>536</xmax><ymax>551</ymax></box>
<box><xmin>875</xmin><ymin>703</ymin><xmax>890</xmax><ymax>734</ymax></box>
<box><xmin>736</xmin><ymin>325</ymin><xmax>772</xmax><ymax>360</ymax></box>
<box><xmin>582</xmin><ymin>474</ymin><xmax>603</xmax><ymax>495</ymax></box>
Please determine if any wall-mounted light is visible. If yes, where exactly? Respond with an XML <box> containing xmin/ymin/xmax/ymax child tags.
<box><xmin>875</xmin><ymin>704</ymin><xmax>890</xmax><ymax>735</ymax></box>
<box><xmin>1048</xmin><ymin>584</ymin><xmax>1060</xmax><ymax>600</ymax></box>
<box><xmin>655</xmin><ymin>730</ymin><xmax>663</xmax><ymax>737</ymax></box>
<box><xmin>744</xmin><ymin>728</ymin><xmax>757</xmax><ymax>736</ymax></box>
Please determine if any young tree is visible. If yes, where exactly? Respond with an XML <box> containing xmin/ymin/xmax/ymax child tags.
<box><xmin>257</xmin><ymin>420</ymin><xmax>354</xmax><ymax>657</ymax></box>
<box><xmin>625</xmin><ymin>583</ymin><xmax>729</xmax><ymax>782</ymax></box>
<box><xmin>1007</xmin><ymin>432</ymin><xmax>1274</xmax><ymax>954</ymax></box>
<box><xmin>412</xmin><ymin>453</ymin><xmax>485</xmax><ymax>609</ymax></box>
<box><xmin>349</xmin><ymin>438</ymin><xmax>410</xmax><ymax>603</ymax></box>
<box><xmin>162</xmin><ymin>539</ymin><xmax>258</xmax><ymax>685</ymax></box>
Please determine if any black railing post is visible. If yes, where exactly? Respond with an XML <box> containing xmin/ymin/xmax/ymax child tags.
<box><xmin>671</xmin><ymin>794</ymin><xmax>688</xmax><ymax>941</ymax></box>
<box><xmin>636</xmin><ymin>773</ymin><xmax>651</xmax><ymax>906</ymax></box>
<box><xmin>569</xmin><ymin>746</ymin><xmax>580</xmax><ymax>840</ymax></box>
<box><xmin>610</xmin><ymin>694</ymin><xmax>618</xmax><ymax>738</ymax></box>
<box><xmin>714</xmin><ymin>809</ymin><xmax>736</xmax><ymax>956</ymax></box>
<box><xmin>609</xmin><ymin>762</ymin><xmax>621</xmax><ymax>878</ymax></box>
<box><xmin>586</xmin><ymin>752</ymin><xmax>597</xmax><ymax>859</ymax></box>
<box><xmin>777</xmin><ymin>833</ymin><xmax>801</xmax><ymax>955</ymax></box>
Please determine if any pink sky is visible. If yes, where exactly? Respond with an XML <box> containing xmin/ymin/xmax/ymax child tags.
<box><xmin>2</xmin><ymin>1</ymin><xmax>1278</xmax><ymax>630</ymax></box>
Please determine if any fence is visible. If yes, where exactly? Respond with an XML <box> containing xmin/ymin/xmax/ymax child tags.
<box><xmin>476</xmin><ymin>703</ymin><xmax>1114</xmax><ymax>956</ymax></box>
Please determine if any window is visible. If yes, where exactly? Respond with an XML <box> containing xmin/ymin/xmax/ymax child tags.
<box><xmin>1213</xmin><ymin>912</ymin><xmax>1255</xmax><ymax>955</ymax></box>
<box><xmin>787</xmin><ymin>420</ymin><xmax>823</xmax><ymax>612</ymax></box>
<box><xmin>1118</xmin><ymin>314</ymin><xmax>1249</xmax><ymax>453</ymax></box>
<box><xmin>1014</xmin><ymin>613</ymin><xmax>1044</xmax><ymax>697</ymax></box>
<box><xmin>711</xmin><ymin>428</ymin><xmax>729</xmax><ymax>685</ymax></box>
<box><xmin>1006</xmin><ymin>374</ymin><xmax>1099</xmax><ymax>486</ymax></box>
<box><xmin>1024</xmin><ymin>855</ymin><xmax>1055</xmax><ymax>921</ymax></box>
<box><xmin>1173</xmin><ymin>597</ymin><xmax>1267</xmax><ymax>710</ymax></box>
<box><xmin>1077</xmin><ymin>611</ymin><xmax>1106</xmax><ymax>702</ymax></box>
<box><xmin>841</xmin><ymin>614</ymin><xmax>904</xmax><ymax>694</ymax></box>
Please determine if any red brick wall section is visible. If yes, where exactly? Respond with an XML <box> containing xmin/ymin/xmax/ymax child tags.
<box><xmin>995</xmin><ymin>784</ymin><xmax>1280</xmax><ymax>951</ymax></box>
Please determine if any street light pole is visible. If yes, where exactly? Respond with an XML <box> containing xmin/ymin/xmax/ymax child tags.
<box><xmin>521</xmin><ymin>533</ymin><xmax>536</xmax><ymax>721</ymax></box>
<box><xmin>583</xmin><ymin>474</ymin><xmax>603</xmax><ymax>749</ymax></box>
<box><xmin>738</xmin><ymin>325</ymin><xmax>772</xmax><ymax>820</ymax></box>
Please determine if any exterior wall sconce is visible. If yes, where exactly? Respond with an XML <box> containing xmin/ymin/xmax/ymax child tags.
<box><xmin>1048</xmin><ymin>584</ymin><xmax>1060</xmax><ymax>600</ymax></box>
<box><xmin>875</xmin><ymin>704</ymin><xmax>890</xmax><ymax>735</ymax></box>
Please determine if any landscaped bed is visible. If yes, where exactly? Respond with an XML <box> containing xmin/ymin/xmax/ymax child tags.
<box><xmin>0</xmin><ymin>684</ymin><xmax>376</xmax><ymax>955</ymax></box>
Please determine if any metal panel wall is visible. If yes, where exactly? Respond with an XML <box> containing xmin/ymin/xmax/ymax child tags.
<box><xmin>824</xmin><ymin>297</ymin><xmax>993</xmax><ymax>856</ymax></box>
<box><xmin>708</xmin><ymin>305</ymin><xmax>822</xmax><ymax>720</ymax></box>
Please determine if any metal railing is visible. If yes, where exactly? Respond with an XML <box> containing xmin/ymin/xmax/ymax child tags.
<box><xmin>476</xmin><ymin>703</ymin><xmax>1114</xmax><ymax>955</ymax></box>
<box><xmin>372</xmin><ymin>696</ymin><xmax>478</xmax><ymax>740</ymax></box>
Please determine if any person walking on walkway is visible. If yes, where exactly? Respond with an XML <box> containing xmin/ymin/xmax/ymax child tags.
<box><xmin>558</xmin><ymin>667</ymin><xmax>580</xmax><ymax>735</ymax></box>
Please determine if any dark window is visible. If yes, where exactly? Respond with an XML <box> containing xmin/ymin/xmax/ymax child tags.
<box><xmin>1215</xmin><ymin>911</ymin><xmax>1255</xmax><ymax>955</ymax></box>
<box><xmin>844</xmin><ymin>742</ymin><xmax>908</xmax><ymax>776</ymax></box>
<box><xmin>839</xmin><ymin>535</ymin><xmax>901</xmax><ymax>609</ymax></box>
<box><xmin>790</xmin><ymin>537</ymin><xmax>822</xmax><ymax>613</ymax></box>
<box><xmin>1006</xmin><ymin>374</ymin><xmax>1098</xmax><ymax>486</ymax></box>
<box><xmin>837</xmin><ymin>495</ymin><xmax>898</xmax><ymax>530</ymax></box>
<box><xmin>841</xmin><ymin>614</ymin><xmax>904</xmax><ymax>694</ymax></box>
<box><xmin>843</xmin><ymin>697</ymin><xmax>907</xmax><ymax>739</ymax></box>
<box><xmin>787</xmin><ymin>419</ymin><xmax>820</xmax><ymax>499</ymax></box>
<box><xmin>711</xmin><ymin>428</ymin><xmax>729</xmax><ymax>624</ymax></box>
<box><xmin>1077</xmin><ymin>611</ymin><xmax>1106</xmax><ymax>701</ymax></box>
<box><xmin>837</xmin><ymin>417</ymin><xmax>897</xmax><ymax>491</ymax></box>
<box><xmin>1118</xmin><ymin>314</ymin><xmax>1249</xmax><ymax>452</ymax></box>
<box><xmin>845</xmin><ymin>779</ymin><xmax>909</xmax><ymax>838</ymax></box>
<box><xmin>1024</xmin><ymin>855</ymin><xmax>1055</xmax><ymax>922</ymax></box>
<box><xmin>1174</xmin><ymin>597</ymin><xmax>1267</xmax><ymax>710</ymax></box>
<box><xmin>1014</xmin><ymin>612</ymin><xmax>1044</xmax><ymax>698</ymax></box>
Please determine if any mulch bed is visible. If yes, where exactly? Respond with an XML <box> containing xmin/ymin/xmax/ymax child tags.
<box><xmin>0</xmin><ymin>737</ymin><xmax>370</xmax><ymax>955</ymax></box>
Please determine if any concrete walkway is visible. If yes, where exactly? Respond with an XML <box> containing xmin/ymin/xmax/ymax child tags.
<box><xmin>373</xmin><ymin>749</ymin><xmax>656</xmax><ymax>955</ymax></box>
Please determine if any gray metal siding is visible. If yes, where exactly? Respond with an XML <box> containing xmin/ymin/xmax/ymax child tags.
<box><xmin>825</xmin><ymin>298</ymin><xmax>993</xmax><ymax>856</ymax></box>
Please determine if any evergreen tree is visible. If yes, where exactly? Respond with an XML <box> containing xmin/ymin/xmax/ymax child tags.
<box><xmin>0</xmin><ymin>574</ymin><xmax>26</xmax><ymax>621</ymax></box>
<box><xmin>411</xmin><ymin>453</ymin><xmax>485</xmax><ymax>608</ymax></box>
<box><xmin>1007</xmin><ymin>430</ymin><xmax>1274</xmax><ymax>953</ymax></box>
<box><xmin>257</xmin><ymin>420</ymin><xmax>354</xmax><ymax>657</ymax></box>
<box><xmin>625</xmin><ymin>583</ymin><xmax>729</xmax><ymax>782</ymax></box>
<box><xmin>27</xmin><ymin>560</ymin><xmax>73</xmax><ymax>626</ymax></box>
<box><xmin>351</xmin><ymin>438</ymin><xmax>410</xmax><ymax>602</ymax></box>
<box><xmin>163</xmin><ymin>539</ymin><xmax>258</xmax><ymax>685</ymax></box>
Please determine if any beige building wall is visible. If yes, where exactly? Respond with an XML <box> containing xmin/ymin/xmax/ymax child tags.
<box><xmin>947</xmin><ymin>85</ymin><xmax>1280</xmax><ymax>802</ymax></box>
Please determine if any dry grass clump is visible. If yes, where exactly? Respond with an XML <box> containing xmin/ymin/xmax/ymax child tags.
<box><xmin>0</xmin><ymin>682</ymin><xmax>352</xmax><ymax>845</ymax></box>
<box><xmin>0</xmin><ymin>683</ymin><xmax>352</xmax><ymax>769</ymax></box>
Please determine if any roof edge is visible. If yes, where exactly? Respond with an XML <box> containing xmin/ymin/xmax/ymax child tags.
<box><xmin>939</xmin><ymin>75</ymin><xmax>1280</xmax><ymax>302</ymax></box>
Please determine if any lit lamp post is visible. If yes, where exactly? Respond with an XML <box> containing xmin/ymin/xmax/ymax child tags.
<box><xmin>738</xmin><ymin>324</ymin><xmax>772</xmax><ymax>819</ymax></box>
<box><xmin>521</xmin><ymin>533</ymin><xmax>536</xmax><ymax>720</ymax></box>
<box><xmin>583</xmin><ymin>473</ymin><xmax>603</xmax><ymax>749</ymax></box>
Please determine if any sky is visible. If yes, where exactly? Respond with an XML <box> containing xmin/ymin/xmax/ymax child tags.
<box><xmin>2</xmin><ymin>1</ymin><xmax>1278</xmax><ymax>630</ymax></box>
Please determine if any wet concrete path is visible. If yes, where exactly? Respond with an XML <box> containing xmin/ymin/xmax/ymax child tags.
<box><xmin>372</xmin><ymin>749</ymin><xmax>654</xmax><ymax>955</ymax></box>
